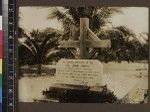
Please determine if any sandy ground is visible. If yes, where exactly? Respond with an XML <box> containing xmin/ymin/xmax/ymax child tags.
<box><xmin>102</xmin><ymin>62</ymin><xmax>148</xmax><ymax>103</ymax></box>
<box><xmin>18</xmin><ymin>62</ymin><xmax>148</xmax><ymax>103</ymax></box>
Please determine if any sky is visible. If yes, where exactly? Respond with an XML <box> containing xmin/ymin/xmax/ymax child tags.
<box><xmin>19</xmin><ymin>7</ymin><xmax>149</xmax><ymax>35</ymax></box>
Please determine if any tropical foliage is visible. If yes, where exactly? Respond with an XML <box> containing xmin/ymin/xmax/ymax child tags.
<box><xmin>48</xmin><ymin>7</ymin><xmax>122</xmax><ymax>39</ymax></box>
<box><xmin>47</xmin><ymin>7</ymin><xmax>148</xmax><ymax>62</ymax></box>
<box><xmin>18</xmin><ymin>7</ymin><xmax>148</xmax><ymax>72</ymax></box>
<box><xmin>18</xmin><ymin>30</ymin><xmax>59</xmax><ymax>74</ymax></box>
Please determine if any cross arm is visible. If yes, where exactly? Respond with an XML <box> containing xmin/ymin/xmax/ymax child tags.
<box><xmin>86</xmin><ymin>40</ymin><xmax>111</xmax><ymax>48</ymax></box>
<box><xmin>59</xmin><ymin>41</ymin><xmax>79</xmax><ymax>48</ymax></box>
<box><xmin>87</xmin><ymin>27</ymin><xmax>100</xmax><ymax>41</ymax></box>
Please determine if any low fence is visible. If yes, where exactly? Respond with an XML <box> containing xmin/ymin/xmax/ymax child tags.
<box><xmin>19</xmin><ymin>65</ymin><xmax>56</xmax><ymax>76</ymax></box>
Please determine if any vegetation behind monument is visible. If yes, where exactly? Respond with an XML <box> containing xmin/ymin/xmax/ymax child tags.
<box><xmin>18</xmin><ymin>7</ymin><xmax>148</xmax><ymax>73</ymax></box>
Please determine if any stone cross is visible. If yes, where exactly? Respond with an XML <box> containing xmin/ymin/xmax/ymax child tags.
<box><xmin>59</xmin><ymin>18</ymin><xmax>111</xmax><ymax>59</ymax></box>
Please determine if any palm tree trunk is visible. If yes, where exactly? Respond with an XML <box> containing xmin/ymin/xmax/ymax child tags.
<box><xmin>37</xmin><ymin>64</ymin><xmax>42</xmax><ymax>74</ymax></box>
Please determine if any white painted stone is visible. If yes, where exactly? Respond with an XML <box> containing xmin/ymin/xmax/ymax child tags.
<box><xmin>55</xmin><ymin>59</ymin><xmax>103</xmax><ymax>86</ymax></box>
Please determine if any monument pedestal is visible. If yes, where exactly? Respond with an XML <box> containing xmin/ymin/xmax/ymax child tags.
<box><xmin>42</xmin><ymin>83</ymin><xmax>117</xmax><ymax>103</ymax></box>
<box><xmin>42</xmin><ymin>59</ymin><xmax>117</xmax><ymax>103</ymax></box>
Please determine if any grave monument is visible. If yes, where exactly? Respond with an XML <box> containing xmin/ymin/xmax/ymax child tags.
<box><xmin>42</xmin><ymin>18</ymin><xmax>117</xmax><ymax>103</ymax></box>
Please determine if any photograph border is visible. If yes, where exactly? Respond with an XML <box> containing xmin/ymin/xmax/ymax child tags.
<box><xmin>16</xmin><ymin>0</ymin><xmax>150</xmax><ymax>112</ymax></box>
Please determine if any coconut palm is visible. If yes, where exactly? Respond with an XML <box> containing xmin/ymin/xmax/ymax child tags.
<box><xmin>48</xmin><ymin>7</ymin><xmax>122</xmax><ymax>39</ymax></box>
<box><xmin>18</xmin><ymin>27</ymin><xmax>27</xmax><ymax>38</ymax></box>
<box><xmin>95</xmin><ymin>26</ymin><xmax>137</xmax><ymax>62</ymax></box>
<box><xmin>48</xmin><ymin>7</ymin><xmax>139</xmax><ymax>61</ymax></box>
<box><xmin>18</xmin><ymin>30</ymin><xmax>59</xmax><ymax>74</ymax></box>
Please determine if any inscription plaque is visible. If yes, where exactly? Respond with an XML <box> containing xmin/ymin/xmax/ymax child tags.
<box><xmin>55</xmin><ymin>59</ymin><xmax>103</xmax><ymax>86</ymax></box>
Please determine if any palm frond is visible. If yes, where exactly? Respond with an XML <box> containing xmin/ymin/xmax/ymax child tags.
<box><xmin>46</xmin><ymin>49</ymin><xmax>60</xmax><ymax>58</ymax></box>
<box><xmin>24</xmin><ymin>35</ymin><xmax>39</xmax><ymax>54</ymax></box>
<box><xmin>18</xmin><ymin>38</ymin><xmax>36</xmax><ymax>56</ymax></box>
<box><xmin>116</xmin><ymin>26</ymin><xmax>136</xmax><ymax>36</ymax></box>
<box><xmin>47</xmin><ymin>8</ymin><xmax>73</xmax><ymax>24</ymax></box>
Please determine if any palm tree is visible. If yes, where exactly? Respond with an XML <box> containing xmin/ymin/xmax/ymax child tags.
<box><xmin>18</xmin><ymin>30</ymin><xmax>59</xmax><ymax>74</ymax></box>
<box><xmin>48</xmin><ymin>7</ymin><xmax>122</xmax><ymax>39</ymax></box>
<box><xmin>95</xmin><ymin>26</ymin><xmax>137</xmax><ymax>62</ymax></box>
<box><xmin>47</xmin><ymin>7</ymin><xmax>140</xmax><ymax>62</ymax></box>
<box><xmin>18</xmin><ymin>27</ymin><xmax>27</xmax><ymax>38</ymax></box>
